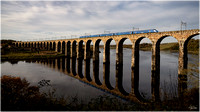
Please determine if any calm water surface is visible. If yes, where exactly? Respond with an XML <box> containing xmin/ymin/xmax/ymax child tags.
<box><xmin>1</xmin><ymin>49</ymin><xmax>198</xmax><ymax>102</ymax></box>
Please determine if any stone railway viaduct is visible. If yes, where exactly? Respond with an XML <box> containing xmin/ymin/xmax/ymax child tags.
<box><xmin>14</xmin><ymin>29</ymin><xmax>199</xmax><ymax>102</ymax></box>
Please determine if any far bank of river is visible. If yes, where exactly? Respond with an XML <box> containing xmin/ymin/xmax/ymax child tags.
<box><xmin>1</xmin><ymin>51</ymin><xmax>65</xmax><ymax>60</ymax></box>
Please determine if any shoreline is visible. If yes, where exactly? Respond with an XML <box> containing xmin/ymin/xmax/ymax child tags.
<box><xmin>1</xmin><ymin>52</ymin><xmax>66</xmax><ymax>61</ymax></box>
<box><xmin>1</xmin><ymin>50</ymin><xmax>198</xmax><ymax>61</ymax></box>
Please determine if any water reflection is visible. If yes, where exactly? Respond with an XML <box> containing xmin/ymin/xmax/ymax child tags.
<box><xmin>72</xmin><ymin>57</ymin><xmax>77</xmax><ymax>76</ymax></box>
<box><xmin>29</xmin><ymin>56</ymin><xmax>159</xmax><ymax>102</ymax></box>
<box><xmin>103</xmin><ymin>62</ymin><xmax>113</xmax><ymax>90</ymax></box>
<box><xmin>1</xmin><ymin>50</ymin><xmax>195</xmax><ymax>103</ymax></box>
<box><xmin>84</xmin><ymin>59</ymin><xmax>92</xmax><ymax>82</ymax></box>
<box><xmin>77</xmin><ymin>58</ymin><xmax>84</xmax><ymax>78</ymax></box>
<box><xmin>93</xmin><ymin>59</ymin><xmax>101</xmax><ymax>85</ymax></box>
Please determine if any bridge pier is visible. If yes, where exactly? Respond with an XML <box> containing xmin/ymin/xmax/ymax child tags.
<box><xmin>151</xmin><ymin>41</ymin><xmax>160</xmax><ymax>102</ymax></box>
<box><xmin>130</xmin><ymin>41</ymin><xmax>142</xmax><ymax>100</ymax></box>
<box><xmin>178</xmin><ymin>40</ymin><xmax>188</xmax><ymax>96</ymax></box>
<box><xmin>93</xmin><ymin>41</ymin><xmax>102</xmax><ymax>85</ymax></box>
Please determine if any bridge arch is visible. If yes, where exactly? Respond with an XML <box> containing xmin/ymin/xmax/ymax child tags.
<box><xmin>183</xmin><ymin>33</ymin><xmax>199</xmax><ymax>63</ymax></box>
<box><xmin>66</xmin><ymin>41</ymin><xmax>71</xmax><ymax>57</ymax></box>
<box><xmin>93</xmin><ymin>39</ymin><xmax>104</xmax><ymax>85</ymax></box>
<box><xmin>22</xmin><ymin>43</ymin><xmax>24</xmax><ymax>47</ymax></box>
<box><xmin>156</xmin><ymin>35</ymin><xmax>179</xmax><ymax>100</ymax></box>
<box><xmin>181</xmin><ymin>33</ymin><xmax>199</xmax><ymax>89</ymax></box>
<box><xmin>57</xmin><ymin>41</ymin><xmax>61</xmax><ymax>52</ymax></box>
<box><xmin>43</xmin><ymin>42</ymin><xmax>45</xmax><ymax>48</ymax></box>
<box><xmin>31</xmin><ymin>43</ymin><xmax>34</xmax><ymax>48</ymax></box>
<box><xmin>19</xmin><ymin>43</ymin><xmax>22</xmax><ymax>47</ymax></box>
<box><xmin>71</xmin><ymin>40</ymin><xmax>77</xmax><ymax>76</ymax></box>
<box><xmin>36</xmin><ymin>42</ymin><xmax>39</xmax><ymax>48</ymax></box>
<box><xmin>116</xmin><ymin>37</ymin><xmax>132</xmax><ymax>95</ymax></box>
<box><xmin>27</xmin><ymin>42</ymin><xmax>29</xmax><ymax>47</ymax></box>
<box><xmin>53</xmin><ymin>42</ymin><xmax>56</xmax><ymax>51</ymax></box>
<box><xmin>41</xmin><ymin>42</ymin><xmax>43</xmax><ymax>48</ymax></box>
<box><xmin>16</xmin><ymin>43</ymin><xmax>19</xmax><ymax>47</ymax></box>
<box><xmin>77</xmin><ymin>40</ymin><xmax>85</xmax><ymax>78</ymax></box>
<box><xmin>32</xmin><ymin>42</ymin><xmax>34</xmax><ymax>47</ymax></box>
<box><xmin>72</xmin><ymin>41</ymin><xmax>77</xmax><ymax>57</ymax></box>
<box><xmin>50</xmin><ymin>42</ymin><xmax>52</xmax><ymax>50</ymax></box>
<box><xmin>65</xmin><ymin>41</ymin><xmax>71</xmax><ymax>73</ymax></box>
<box><xmin>34</xmin><ymin>42</ymin><xmax>36</xmax><ymax>48</ymax></box>
<box><xmin>27</xmin><ymin>43</ymin><xmax>30</xmax><ymax>47</ymax></box>
<box><xmin>78</xmin><ymin>40</ymin><xmax>85</xmax><ymax>59</ymax></box>
<box><xmin>25</xmin><ymin>43</ymin><xmax>27</xmax><ymax>47</ymax></box>
<box><xmin>104</xmin><ymin>38</ymin><xmax>114</xmax><ymax>62</ymax></box>
<box><xmin>84</xmin><ymin>40</ymin><xmax>93</xmax><ymax>82</ymax></box>
<box><xmin>40</xmin><ymin>42</ymin><xmax>43</xmax><ymax>48</ymax></box>
<box><xmin>103</xmin><ymin>38</ymin><xmax>116</xmax><ymax>90</ymax></box>
<box><xmin>62</xmin><ymin>41</ymin><xmax>66</xmax><ymax>54</ymax></box>
<box><xmin>85</xmin><ymin>40</ymin><xmax>93</xmax><ymax>59</ymax></box>
<box><xmin>132</xmin><ymin>36</ymin><xmax>153</xmax><ymax>99</ymax></box>
<box><xmin>46</xmin><ymin>42</ymin><xmax>49</xmax><ymax>50</ymax></box>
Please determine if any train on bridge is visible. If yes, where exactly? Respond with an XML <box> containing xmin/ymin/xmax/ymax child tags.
<box><xmin>80</xmin><ymin>29</ymin><xmax>158</xmax><ymax>38</ymax></box>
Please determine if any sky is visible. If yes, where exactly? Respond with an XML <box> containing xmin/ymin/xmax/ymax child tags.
<box><xmin>1</xmin><ymin>0</ymin><xmax>199</xmax><ymax>42</ymax></box>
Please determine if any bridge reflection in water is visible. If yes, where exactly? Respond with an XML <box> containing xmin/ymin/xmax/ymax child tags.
<box><xmin>33</xmin><ymin>56</ymin><xmax>187</xmax><ymax>103</ymax></box>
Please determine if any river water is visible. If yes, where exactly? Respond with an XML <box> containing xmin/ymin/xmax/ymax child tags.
<box><xmin>1</xmin><ymin>49</ymin><xmax>199</xmax><ymax>102</ymax></box>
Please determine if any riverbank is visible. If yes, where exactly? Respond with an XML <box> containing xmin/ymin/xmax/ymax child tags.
<box><xmin>1</xmin><ymin>51</ymin><xmax>65</xmax><ymax>60</ymax></box>
<box><xmin>1</xmin><ymin>75</ymin><xmax>199</xmax><ymax>111</ymax></box>
<box><xmin>110</xmin><ymin>41</ymin><xmax>199</xmax><ymax>55</ymax></box>
<box><xmin>140</xmin><ymin>43</ymin><xmax>199</xmax><ymax>54</ymax></box>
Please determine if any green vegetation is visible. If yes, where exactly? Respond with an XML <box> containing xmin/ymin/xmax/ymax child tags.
<box><xmin>127</xmin><ymin>39</ymin><xmax>199</xmax><ymax>54</ymax></box>
<box><xmin>163</xmin><ymin>39</ymin><xmax>199</xmax><ymax>54</ymax></box>
<box><xmin>1</xmin><ymin>39</ymin><xmax>16</xmax><ymax>45</ymax></box>
<box><xmin>1</xmin><ymin>52</ymin><xmax>65</xmax><ymax>60</ymax></box>
<box><xmin>139</xmin><ymin>43</ymin><xmax>152</xmax><ymax>51</ymax></box>
<box><xmin>1</xmin><ymin>39</ymin><xmax>16</xmax><ymax>55</ymax></box>
<box><xmin>1</xmin><ymin>75</ymin><xmax>199</xmax><ymax>111</ymax></box>
<box><xmin>1</xmin><ymin>40</ymin><xmax>65</xmax><ymax>60</ymax></box>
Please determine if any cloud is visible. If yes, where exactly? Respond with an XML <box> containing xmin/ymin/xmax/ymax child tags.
<box><xmin>1</xmin><ymin>1</ymin><xmax>199</xmax><ymax>41</ymax></box>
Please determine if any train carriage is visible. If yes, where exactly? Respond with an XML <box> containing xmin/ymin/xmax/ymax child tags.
<box><xmin>80</xmin><ymin>29</ymin><xmax>158</xmax><ymax>38</ymax></box>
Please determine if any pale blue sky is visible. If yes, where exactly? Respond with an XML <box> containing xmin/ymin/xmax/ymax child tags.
<box><xmin>1</xmin><ymin>1</ymin><xmax>199</xmax><ymax>42</ymax></box>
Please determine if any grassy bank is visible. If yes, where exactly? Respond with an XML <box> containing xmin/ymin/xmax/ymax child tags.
<box><xmin>129</xmin><ymin>39</ymin><xmax>199</xmax><ymax>54</ymax></box>
<box><xmin>1</xmin><ymin>51</ymin><xmax>65</xmax><ymax>60</ymax></box>
<box><xmin>139</xmin><ymin>43</ymin><xmax>179</xmax><ymax>51</ymax></box>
